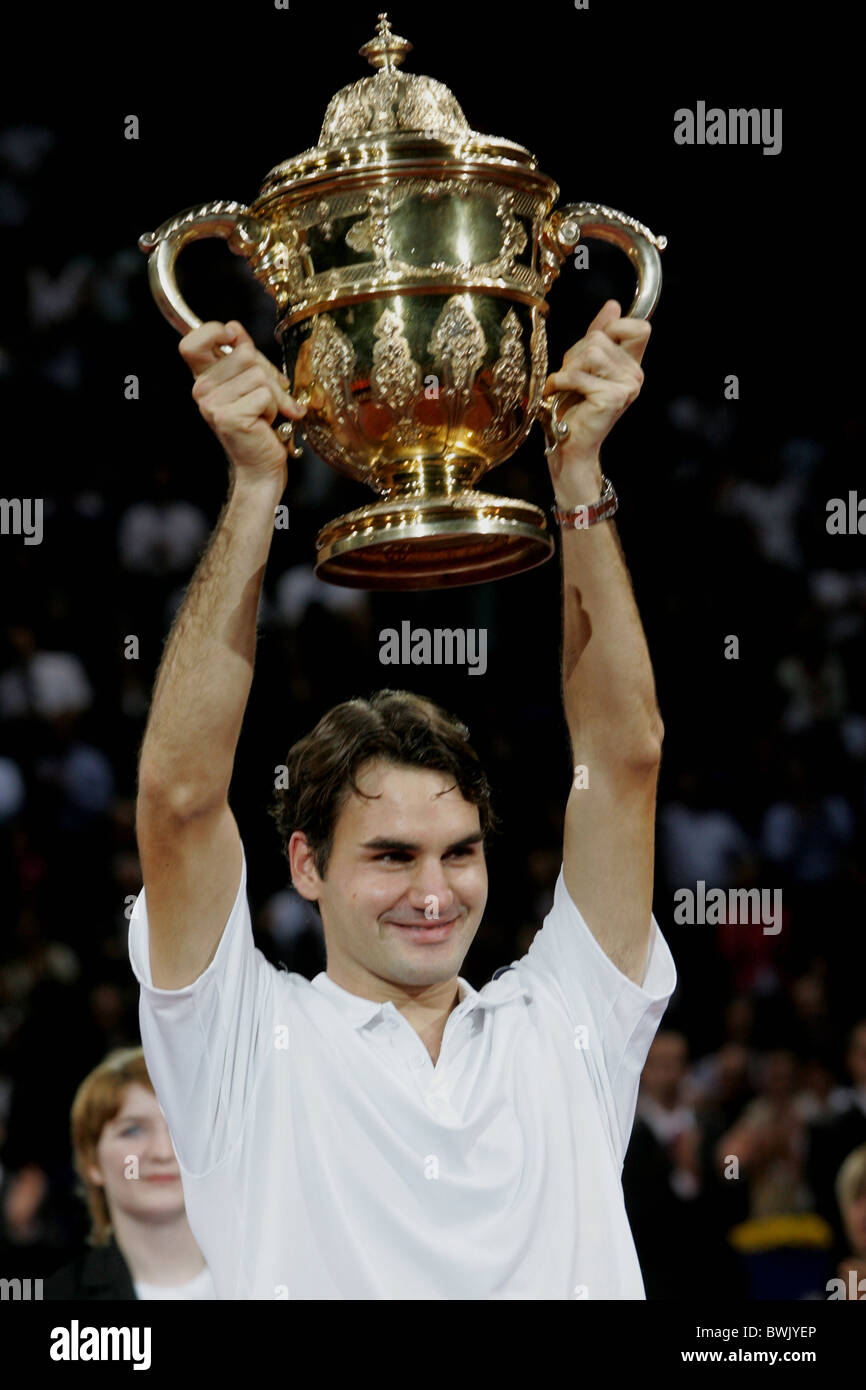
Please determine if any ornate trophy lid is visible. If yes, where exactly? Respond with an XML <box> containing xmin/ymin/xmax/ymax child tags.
<box><xmin>257</xmin><ymin>13</ymin><xmax>541</xmax><ymax>199</ymax></box>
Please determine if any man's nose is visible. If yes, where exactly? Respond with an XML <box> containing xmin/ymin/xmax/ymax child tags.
<box><xmin>407</xmin><ymin>860</ymin><xmax>457</xmax><ymax>917</ymax></box>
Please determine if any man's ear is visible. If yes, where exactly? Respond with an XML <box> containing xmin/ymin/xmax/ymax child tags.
<box><xmin>288</xmin><ymin>830</ymin><xmax>322</xmax><ymax>903</ymax></box>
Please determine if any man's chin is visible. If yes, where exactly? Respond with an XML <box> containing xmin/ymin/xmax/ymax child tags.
<box><xmin>382</xmin><ymin>947</ymin><xmax>462</xmax><ymax>987</ymax></box>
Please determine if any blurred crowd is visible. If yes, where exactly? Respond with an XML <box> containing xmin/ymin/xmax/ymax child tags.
<box><xmin>1</xmin><ymin>122</ymin><xmax>864</xmax><ymax>1299</ymax></box>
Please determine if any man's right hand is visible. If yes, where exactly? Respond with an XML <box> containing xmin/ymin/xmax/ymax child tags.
<box><xmin>179</xmin><ymin>320</ymin><xmax>307</xmax><ymax>486</ymax></box>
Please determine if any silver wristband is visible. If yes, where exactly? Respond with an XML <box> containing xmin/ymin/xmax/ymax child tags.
<box><xmin>551</xmin><ymin>475</ymin><xmax>618</xmax><ymax>529</ymax></box>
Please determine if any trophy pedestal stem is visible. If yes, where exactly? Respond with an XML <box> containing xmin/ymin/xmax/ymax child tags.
<box><xmin>313</xmin><ymin>489</ymin><xmax>555</xmax><ymax>591</ymax></box>
<box><xmin>373</xmin><ymin>458</ymin><xmax>481</xmax><ymax>501</ymax></box>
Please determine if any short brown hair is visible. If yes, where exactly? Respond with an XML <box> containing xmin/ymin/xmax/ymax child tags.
<box><xmin>269</xmin><ymin>690</ymin><xmax>499</xmax><ymax>882</ymax></box>
<box><xmin>70</xmin><ymin>1047</ymin><xmax>154</xmax><ymax>1246</ymax></box>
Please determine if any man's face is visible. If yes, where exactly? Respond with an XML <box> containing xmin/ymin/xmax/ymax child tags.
<box><xmin>290</xmin><ymin>760</ymin><xmax>488</xmax><ymax>995</ymax></box>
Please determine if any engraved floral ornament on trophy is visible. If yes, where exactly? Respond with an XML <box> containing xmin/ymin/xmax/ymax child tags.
<box><xmin>139</xmin><ymin>13</ymin><xmax>666</xmax><ymax>590</ymax></box>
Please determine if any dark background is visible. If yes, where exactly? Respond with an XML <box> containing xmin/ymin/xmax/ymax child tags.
<box><xmin>0</xmin><ymin>1</ymin><xmax>862</xmax><ymax>1300</ymax></box>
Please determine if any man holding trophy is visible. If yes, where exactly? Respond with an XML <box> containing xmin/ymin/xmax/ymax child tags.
<box><xmin>130</xmin><ymin>15</ymin><xmax>675</xmax><ymax>1298</ymax></box>
<box><xmin>128</xmin><ymin>295</ymin><xmax>675</xmax><ymax>1299</ymax></box>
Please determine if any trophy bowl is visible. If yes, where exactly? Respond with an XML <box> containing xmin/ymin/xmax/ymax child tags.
<box><xmin>139</xmin><ymin>13</ymin><xmax>666</xmax><ymax>590</ymax></box>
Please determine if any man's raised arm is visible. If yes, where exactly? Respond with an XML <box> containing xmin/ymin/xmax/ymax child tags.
<box><xmin>135</xmin><ymin>320</ymin><xmax>306</xmax><ymax>990</ymax></box>
<box><xmin>543</xmin><ymin>300</ymin><xmax>663</xmax><ymax>986</ymax></box>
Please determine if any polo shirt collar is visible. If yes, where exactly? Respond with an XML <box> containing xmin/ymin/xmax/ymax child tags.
<box><xmin>310</xmin><ymin>968</ymin><xmax>528</xmax><ymax>1029</ymax></box>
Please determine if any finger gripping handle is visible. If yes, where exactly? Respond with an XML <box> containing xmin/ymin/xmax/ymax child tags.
<box><xmin>537</xmin><ymin>201</ymin><xmax>666</xmax><ymax>453</ymax></box>
<box><xmin>139</xmin><ymin>201</ymin><xmax>307</xmax><ymax>457</ymax></box>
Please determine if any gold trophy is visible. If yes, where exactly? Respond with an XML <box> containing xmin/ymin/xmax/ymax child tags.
<box><xmin>139</xmin><ymin>13</ymin><xmax>666</xmax><ymax>590</ymax></box>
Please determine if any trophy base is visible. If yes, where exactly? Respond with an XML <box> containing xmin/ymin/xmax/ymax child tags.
<box><xmin>313</xmin><ymin>491</ymin><xmax>555</xmax><ymax>590</ymax></box>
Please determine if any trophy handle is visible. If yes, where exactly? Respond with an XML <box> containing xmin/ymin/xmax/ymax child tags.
<box><xmin>138</xmin><ymin>200</ymin><xmax>307</xmax><ymax>457</ymax></box>
<box><xmin>536</xmin><ymin>201</ymin><xmax>667</xmax><ymax>455</ymax></box>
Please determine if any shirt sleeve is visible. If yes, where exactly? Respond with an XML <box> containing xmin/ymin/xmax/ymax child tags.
<box><xmin>520</xmin><ymin>866</ymin><xmax>677</xmax><ymax>1166</ymax></box>
<box><xmin>127</xmin><ymin>843</ymin><xmax>272</xmax><ymax>1176</ymax></box>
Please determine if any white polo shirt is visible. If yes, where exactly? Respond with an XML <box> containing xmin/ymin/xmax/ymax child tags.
<box><xmin>128</xmin><ymin>845</ymin><xmax>676</xmax><ymax>1299</ymax></box>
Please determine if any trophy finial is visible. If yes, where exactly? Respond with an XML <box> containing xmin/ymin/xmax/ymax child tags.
<box><xmin>360</xmin><ymin>13</ymin><xmax>412</xmax><ymax>71</ymax></box>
